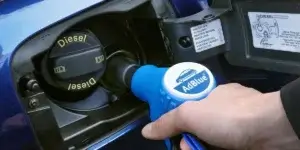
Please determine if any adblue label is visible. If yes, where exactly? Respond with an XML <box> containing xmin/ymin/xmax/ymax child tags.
<box><xmin>174</xmin><ymin>71</ymin><xmax>210</xmax><ymax>94</ymax></box>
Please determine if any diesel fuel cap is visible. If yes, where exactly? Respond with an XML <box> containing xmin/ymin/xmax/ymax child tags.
<box><xmin>43</xmin><ymin>30</ymin><xmax>106</xmax><ymax>92</ymax></box>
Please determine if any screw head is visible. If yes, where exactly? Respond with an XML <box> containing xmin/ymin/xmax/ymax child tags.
<box><xmin>29</xmin><ymin>99</ymin><xmax>39</xmax><ymax>108</ymax></box>
<box><xmin>26</xmin><ymin>79</ymin><xmax>39</xmax><ymax>91</ymax></box>
<box><xmin>178</xmin><ymin>36</ymin><xmax>192</xmax><ymax>48</ymax></box>
<box><xmin>31</xmin><ymin>83</ymin><xmax>40</xmax><ymax>91</ymax></box>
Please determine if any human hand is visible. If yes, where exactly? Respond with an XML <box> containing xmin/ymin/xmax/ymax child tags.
<box><xmin>142</xmin><ymin>83</ymin><xmax>300</xmax><ymax>150</ymax></box>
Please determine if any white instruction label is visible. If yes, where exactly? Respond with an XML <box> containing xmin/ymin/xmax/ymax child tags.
<box><xmin>190</xmin><ymin>19</ymin><xmax>225</xmax><ymax>53</ymax></box>
<box><xmin>249</xmin><ymin>12</ymin><xmax>300</xmax><ymax>52</ymax></box>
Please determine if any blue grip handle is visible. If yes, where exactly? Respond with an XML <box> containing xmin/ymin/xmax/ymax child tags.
<box><xmin>131</xmin><ymin>64</ymin><xmax>216</xmax><ymax>150</ymax></box>
<box><xmin>183</xmin><ymin>133</ymin><xmax>206</xmax><ymax>150</ymax></box>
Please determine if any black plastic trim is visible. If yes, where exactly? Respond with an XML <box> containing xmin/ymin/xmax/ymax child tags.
<box><xmin>226</xmin><ymin>1</ymin><xmax>300</xmax><ymax>75</ymax></box>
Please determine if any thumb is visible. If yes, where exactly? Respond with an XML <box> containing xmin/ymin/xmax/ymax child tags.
<box><xmin>142</xmin><ymin>102</ymin><xmax>196</xmax><ymax>140</ymax></box>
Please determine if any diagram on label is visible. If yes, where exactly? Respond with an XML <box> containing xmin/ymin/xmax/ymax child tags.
<box><xmin>249</xmin><ymin>12</ymin><xmax>300</xmax><ymax>52</ymax></box>
<box><xmin>252</xmin><ymin>16</ymin><xmax>279</xmax><ymax>46</ymax></box>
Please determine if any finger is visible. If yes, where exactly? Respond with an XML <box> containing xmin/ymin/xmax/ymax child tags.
<box><xmin>217</xmin><ymin>83</ymin><xmax>244</xmax><ymax>91</ymax></box>
<box><xmin>207</xmin><ymin>83</ymin><xmax>243</xmax><ymax>98</ymax></box>
<box><xmin>209</xmin><ymin>83</ymin><xmax>261</xmax><ymax>100</ymax></box>
<box><xmin>220</xmin><ymin>83</ymin><xmax>260</xmax><ymax>95</ymax></box>
<box><xmin>142</xmin><ymin>102</ymin><xmax>197</xmax><ymax>140</ymax></box>
<box><xmin>180</xmin><ymin>138</ymin><xmax>191</xmax><ymax>150</ymax></box>
<box><xmin>142</xmin><ymin>109</ymin><xmax>182</xmax><ymax>139</ymax></box>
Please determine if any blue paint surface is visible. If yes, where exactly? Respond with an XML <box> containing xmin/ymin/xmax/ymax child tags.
<box><xmin>0</xmin><ymin>55</ymin><xmax>39</xmax><ymax>150</ymax></box>
<box><xmin>0</xmin><ymin>0</ymin><xmax>106</xmax><ymax>55</ymax></box>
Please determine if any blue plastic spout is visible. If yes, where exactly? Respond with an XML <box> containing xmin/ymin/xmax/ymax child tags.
<box><xmin>130</xmin><ymin>65</ymin><xmax>173</xmax><ymax>149</ymax></box>
<box><xmin>131</xmin><ymin>65</ymin><xmax>169</xmax><ymax>121</ymax></box>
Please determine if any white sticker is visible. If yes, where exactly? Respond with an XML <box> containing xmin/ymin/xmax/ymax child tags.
<box><xmin>249</xmin><ymin>12</ymin><xmax>300</xmax><ymax>52</ymax></box>
<box><xmin>162</xmin><ymin>62</ymin><xmax>216</xmax><ymax>100</ymax></box>
<box><xmin>190</xmin><ymin>19</ymin><xmax>225</xmax><ymax>53</ymax></box>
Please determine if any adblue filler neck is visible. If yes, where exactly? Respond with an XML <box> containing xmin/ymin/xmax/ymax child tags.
<box><xmin>131</xmin><ymin>62</ymin><xmax>216</xmax><ymax>150</ymax></box>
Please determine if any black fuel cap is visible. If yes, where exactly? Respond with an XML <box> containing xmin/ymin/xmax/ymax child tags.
<box><xmin>44</xmin><ymin>30</ymin><xmax>106</xmax><ymax>92</ymax></box>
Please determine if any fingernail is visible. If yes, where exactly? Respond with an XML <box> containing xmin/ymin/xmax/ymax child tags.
<box><xmin>180</xmin><ymin>139</ymin><xmax>191</xmax><ymax>150</ymax></box>
<box><xmin>142</xmin><ymin>123</ymin><xmax>153</xmax><ymax>137</ymax></box>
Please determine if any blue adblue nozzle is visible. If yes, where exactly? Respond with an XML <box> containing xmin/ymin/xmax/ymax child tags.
<box><xmin>131</xmin><ymin>62</ymin><xmax>216</xmax><ymax>150</ymax></box>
